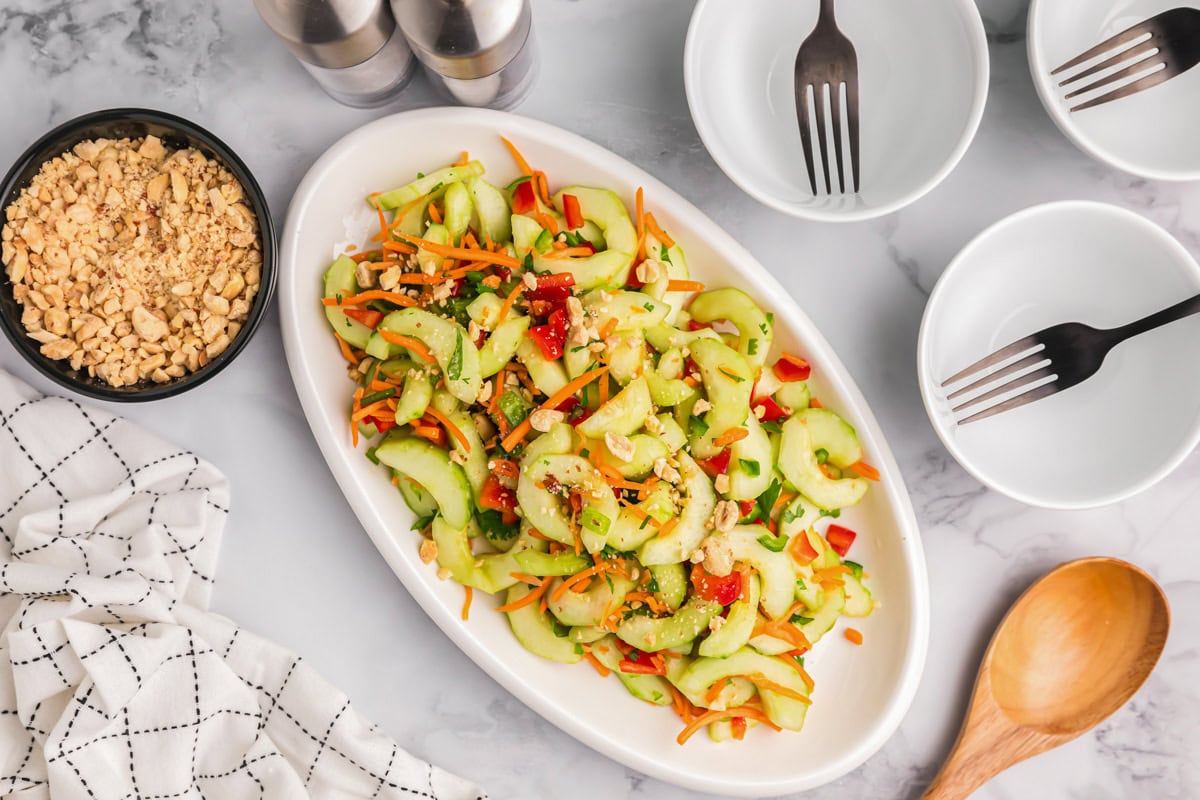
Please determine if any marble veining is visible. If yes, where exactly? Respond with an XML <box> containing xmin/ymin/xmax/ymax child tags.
<box><xmin>2</xmin><ymin>0</ymin><xmax>1198</xmax><ymax>797</ymax></box>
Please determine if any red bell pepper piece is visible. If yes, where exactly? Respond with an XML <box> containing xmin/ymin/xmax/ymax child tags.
<box><xmin>737</xmin><ymin>500</ymin><xmax>756</xmax><ymax>519</ymax></box>
<box><xmin>479</xmin><ymin>475</ymin><xmax>518</xmax><ymax>513</ymax></box>
<box><xmin>625</xmin><ymin>263</ymin><xmax>645</xmax><ymax>289</ymax></box>
<box><xmin>690</xmin><ymin>564</ymin><xmax>743</xmax><ymax>606</ymax></box>
<box><xmin>343</xmin><ymin>307</ymin><xmax>383</xmax><ymax>329</ymax></box>
<box><xmin>825</xmin><ymin>524</ymin><xmax>857</xmax><ymax>557</ymax></box>
<box><xmin>697</xmin><ymin>448</ymin><xmax>731</xmax><ymax>478</ymax></box>
<box><xmin>363</xmin><ymin>415</ymin><xmax>395</xmax><ymax>433</ymax></box>
<box><xmin>562</xmin><ymin>193</ymin><xmax>584</xmax><ymax>229</ymax></box>
<box><xmin>511</xmin><ymin>179</ymin><xmax>536</xmax><ymax>215</ymax></box>
<box><xmin>556</xmin><ymin>395</ymin><xmax>581</xmax><ymax>414</ymax></box>
<box><xmin>788</xmin><ymin>531</ymin><xmax>819</xmax><ymax>564</ymax></box>
<box><xmin>527</xmin><ymin>307</ymin><xmax>569</xmax><ymax>360</ymax></box>
<box><xmin>773</xmin><ymin>353</ymin><xmax>812</xmax><ymax>382</ymax></box>
<box><xmin>752</xmin><ymin>396</ymin><xmax>788</xmax><ymax>423</ymax></box>
<box><xmin>526</xmin><ymin>273</ymin><xmax>576</xmax><ymax>302</ymax></box>
<box><xmin>687</xmin><ymin>320</ymin><xmax>711</xmax><ymax>331</ymax></box>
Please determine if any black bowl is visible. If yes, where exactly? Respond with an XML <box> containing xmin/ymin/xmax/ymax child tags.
<box><xmin>0</xmin><ymin>108</ymin><xmax>277</xmax><ymax>402</ymax></box>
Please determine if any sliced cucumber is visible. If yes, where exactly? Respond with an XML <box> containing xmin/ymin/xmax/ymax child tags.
<box><xmin>602</xmin><ymin>433</ymin><xmax>669</xmax><ymax>480</ymax></box>
<box><xmin>575</xmin><ymin>377</ymin><xmax>652</xmax><ymax>439</ymax></box>
<box><xmin>606</xmin><ymin>334</ymin><xmax>646</xmax><ymax>386</ymax></box>
<box><xmin>688</xmin><ymin>338</ymin><xmax>754</xmax><ymax>459</ymax></box>
<box><xmin>547</xmin><ymin>575</ymin><xmax>634</xmax><ymax>627</ymax></box>
<box><xmin>323</xmin><ymin>255</ymin><xmax>372</xmax><ymax>349</ymax></box>
<box><xmin>466</xmin><ymin>177</ymin><xmax>511</xmax><ymax>244</ymax></box>
<box><xmin>709</xmin><ymin>525</ymin><xmax>795</xmax><ymax>619</ymax></box>
<box><xmin>639</xmin><ymin>452</ymin><xmax>715</xmax><ymax>566</ymax></box>
<box><xmin>775</xmin><ymin>381</ymin><xmax>810</xmax><ymax>412</ymax></box>
<box><xmin>376</xmin><ymin>161</ymin><xmax>485</xmax><ymax>210</ymax></box>
<box><xmin>676</xmin><ymin>647</ymin><xmax>811</xmax><ymax>731</ymax></box>
<box><xmin>511</xmin><ymin>214</ymin><xmax>543</xmax><ymax>256</ymax></box>
<box><xmin>517</xmin><ymin>454</ymin><xmax>619</xmax><ymax>553</ymax></box>
<box><xmin>431</xmin><ymin>517</ymin><xmax>516</xmax><ymax>594</ymax></box>
<box><xmin>698</xmin><ymin>575</ymin><xmax>760</xmax><ymax>658</ymax></box>
<box><xmin>480</xmin><ymin>316</ymin><xmax>530</xmax><ymax>378</ymax></box>
<box><xmin>801</xmin><ymin>585</ymin><xmax>846</xmax><ymax>644</ymax></box>
<box><xmin>644</xmin><ymin>323</ymin><xmax>721</xmax><ymax>353</ymax></box>
<box><xmin>616</xmin><ymin>597</ymin><xmax>721</xmax><ymax>652</ymax></box>
<box><xmin>514</xmin><ymin>550</ymin><xmax>591</xmax><ymax>577</ymax></box>
<box><xmin>688</xmin><ymin>288</ymin><xmax>773</xmax><ymax>368</ymax></box>
<box><xmin>467</xmin><ymin>293</ymin><xmax>505</xmax><ymax>330</ymax></box>
<box><xmin>605</xmin><ymin>484</ymin><xmax>676</xmax><ymax>551</ymax></box>
<box><xmin>794</xmin><ymin>407</ymin><xmax>863</xmax><ymax>468</ymax></box>
<box><xmin>649</xmin><ymin>563</ymin><xmax>687</xmax><ymax>611</ymax></box>
<box><xmin>533</xmin><ymin>187</ymin><xmax>636</xmax><ymax>290</ymax></box>
<box><xmin>590</xmin><ymin>636</ymin><xmax>673</xmax><ymax>706</ymax></box>
<box><xmin>842</xmin><ymin>574</ymin><xmax>874</xmax><ymax>617</ymax></box>
<box><xmin>396</xmin><ymin>475</ymin><xmax>437</xmax><ymax>517</ymax></box>
<box><xmin>416</xmin><ymin>224</ymin><xmax>450</xmax><ymax>274</ymax></box>
<box><xmin>581</xmin><ymin>290</ymin><xmax>669</xmax><ymax>333</ymax></box>
<box><xmin>377</xmin><ymin>309</ymin><xmax>481</xmax><ymax>404</ymax></box>
<box><xmin>642</xmin><ymin>234</ymin><xmax>691</xmax><ymax>326</ymax></box>
<box><xmin>442</xmin><ymin>182</ymin><xmax>472</xmax><ymax>244</ymax></box>
<box><xmin>504</xmin><ymin>584</ymin><xmax>581</xmax><ymax>664</ymax></box>
<box><xmin>376</xmin><ymin>436</ymin><xmax>471</xmax><ymax>529</ymax></box>
<box><xmin>516</xmin><ymin>337</ymin><xmax>569</xmax><ymax>397</ymax></box>
<box><xmin>778</xmin><ymin>416</ymin><xmax>868</xmax><ymax>510</ymax></box>
<box><xmin>726</xmin><ymin>414</ymin><xmax>772</xmax><ymax>501</ymax></box>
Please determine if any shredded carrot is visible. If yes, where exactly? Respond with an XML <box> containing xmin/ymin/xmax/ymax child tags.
<box><xmin>378</xmin><ymin>330</ymin><xmax>436</xmax><ymax>363</ymax></box>
<box><xmin>744</xmin><ymin>673</ymin><xmax>812</xmax><ymax>704</ymax></box>
<box><xmin>644</xmin><ymin>212</ymin><xmax>675</xmax><ymax>249</ymax></box>
<box><xmin>425</xmin><ymin>406</ymin><xmax>470</xmax><ymax>452</ymax></box>
<box><xmin>488</xmin><ymin>367</ymin><xmax>505</xmax><ymax>414</ymax></box>
<box><xmin>845</xmin><ymin>628</ymin><xmax>864</xmax><ymax>645</ymax></box>
<box><xmin>336</xmin><ymin>334</ymin><xmax>360</xmax><ymax>366</ymax></box>
<box><xmin>351</xmin><ymin>399</ymin><xmax>390</xmax><ymax>422</ymax></box>
<box><xmin>599</xmin><ymin>318</ymin><xmax>618</xmax><ymax>339</ymax></box>
<box><xmin>349</xmin><ymin>249</ymin><xmax>383</xmax><ymax>263</ymax></box>
<box><xmin>676</xmin><ymin>707</ymin><xmax>780</xmax><ymax>745</ymax></box>
<box><xmin>382</xmin><ymin>240</ymin><xmax>418</xmax><ymax>254</ymax></box>
<box><xmin>461</xmin><ymin>586</ymin><xmax>473</xmax><ymax>620</ymax></box>
<box><xmin>385</xmin><ymin>193</ymin><xmax>435</xmax><ymax>235</ymax></box>
<box><xmin>683</xmin><ymin>375</ymin><xmax>699</xmax><ymax>387</ymax></box>
<box><xmin>848</xmin><ymin>460</ymin><xmax>881</xmax><ymax>481</ymax></box>
<box><xmin>527</xmin><ymin>529</ymin><xmax>555</xmax><ymax>543</ymax></box>
<box><xmin>666</xmin><ymin>279</ymin><xmax>705</xmax><ymax>293</ymax></box>
<box><xmin>583</xmin><ymin>652</ymin><xmax>611</xmax><ymax>677</ymax></box>
<box><xmin>491</xmin><ymin>459</ymin><xmax>520</xmax><ymax>479</ymax></box>
<box><xmin>705</xmin><ymin>678</ymin><xmax>731</xmax><ymax>705</ymax></box>
<box><xmin>508</xmin><ymin>572</ymin><xmax>543</xmax><ymax>586</ymax></box>
<box><xmin>809</xmin><ymin>397</ymin><xmax>823</xmax><ymax>409</ymax></box>
<box><xmin>454</xmin><ymin>150</ymin><xmax>469</xmax><ymax>167</ymax></box>
<box><xmin>394</xmin><ymin>233</ymin><xmax>521</xmax><ymax>268</ymax></box>
<box><xmin>535</xmin><ymin>171</ymin><xmax>551</xmax><ymax>205</ymax></box>
<box><xmin>322</xmin><ymin>289</ymin><xmax>417</xmax><ymax>308</ymax></box>
<box><xmin>713</xmin><ymin>427</ymin><xmax>749</xmax><ymax>447</ymax></box>
<box><xmin>350</xmin><ymin>387</ymin><xmax>363</xmax><ymax>447</ymax></box>
<box><xmin>500</xmin><ymin>367</ymin><xmax>610</xmax><ymax>451</ymax></box>
<box><xmin>496</xmin><ymin>283</ymin><xmax>525</xmax><ymax>324</ymax></box>
<box><xmin>780</xmin><ymin>657</ymin><xmax>815</xmax><ymax>691</ymax></box>
<box><xmin>495</xmin><ymin>579</ymin><xmax>550</xmax><ymax>613</ymax></box>
<box><xmin>543</xmin><ymin>246</ymin><xmax>597</xmax><ymax>259</ymax></box>
<box><xmin>550</xmin><ymin>565</ymin><xmax>605</xmax><ymax>602</ymax></box>
<box><xmin>533</xmin><ymin>211</ymin><xmax>559</xmax><ymax>235</ymax></box>
<box><xmin>369</xmin><ymin>194</ymin><xmax>389</xmax><ymax>245</ymax></box>
<box><xmin>499</xmin><ymin>135</ymin><xmax>533</xmax><ymax>176</ymax></box>
<box><xmin>654</xmin><ymin>518</ymin><xmax>678</xmax><ymax>540</ymax></box>
<box><xmin>411</xmin><ymin>425</ymin><xmax>447</xmax><ymax>447</ymax></box>
<box><xmin>635</xmin><ymin>187</ymin><xmax>645</xmax><ymax>244</ymax></box>
<box><xmin>427</xmin><ymin>202</ymin><xmax>443</xmax><ymax>224</ymax></box>
<box><xmin>552</xmin><ymin>239</ymin><xmax>568</xmax><ymax>251</ymax></box>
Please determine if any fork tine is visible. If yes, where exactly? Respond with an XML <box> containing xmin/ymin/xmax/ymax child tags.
<box><xmin>830</xmin><ymin>81</ymin><xmax>846</xmax><ymax>193</ymax></box>
<box><xmin>1064</xmin><ymin>58</ymin><xmax>1166</xmax><ymax>99</ymax></box>
<box><xmin>940</xmin><ymin>335</ymin><xmax>1042</xmax><ymax>388</ymax></box>
<box><xmin>813</xmin><ymin>83</ymin><xmax>832</xmax><ymax>194</ymax></box>
<box><xmin>796</xmin><ymin>83</ymin><xmax>818</xmax><ymax>195</ymax></box>
<box><xmin>845</xmin><ymin>75</ymin><xmax>860</xmax><ymax>193</ymax></box>
<box><xmin>952</xmin><ymin>366</ymin><xmax>1056</xmax><ymax>414</ymax></box>
<box><xmin>1051</xmin><ymin>22</ymin><xmax>1153</xmax><ymax>75</ymax></box>
<box><xmin>956</xmin><ymin>382</ymin><xmax>1061</xmax><ymax>425</ymax></box>
<box><xmin>945</xmin><ymin>352</ymin><xmax>1050</xmax><ymax>401</ymax></box>
<box><xmin>1070</xmin><ymin>66</ymin><xmax>1172</xmax><ymax>111</ymax></box>
<box><xmin>1057</xmin><ymin>40</ymin><xmax>1159</xmax><ymax>86</ymax></box>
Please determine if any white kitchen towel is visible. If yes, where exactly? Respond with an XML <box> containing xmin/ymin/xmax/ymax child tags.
<box><xmin>0</xmin><ymin>370</ymin><xmax>485</xmax><ymax>800</ymax></box>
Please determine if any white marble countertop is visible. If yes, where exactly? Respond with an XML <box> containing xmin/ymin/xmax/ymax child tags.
<box><xmin>2</xmin><ymin>0</ymin><xmax>1197</xmax><ymax>797</ymax></box>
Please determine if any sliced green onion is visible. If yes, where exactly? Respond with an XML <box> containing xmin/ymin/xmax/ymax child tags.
<box><xmin>757</xmin><ymin>533</ymin><xmax>787</xmax><ymax>552</ymax></box>
<box><xmin>739</xmin><ymin>458</ymin><xmax>761</xmax><ymax>477</ymax></box>
<box><xmin>580</xmin><ymin>507</ymin><xmax>612</xmax><ymax>537</ymax></box>
<box><xmin>360</xmin><ymin>387</ymin><xmax>397</xmax><ymax>406</ymax></box>
<box><xmin>815</xmin><ymin>448</ymin><xmax>829</xmax><ymax>465</ymax></box>
<box><xmin>844</xmin><ymin>560</ymin><xmax>864</xmax><ymax>580</ymax></box>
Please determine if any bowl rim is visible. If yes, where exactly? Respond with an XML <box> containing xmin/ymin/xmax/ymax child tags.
<box><xmin>1027</xmin><ymin>0</ymin><xmax>1200</xmax><ymax>182</ymax></box>
<box><xmin>682</xmin><ymin>0</ymin><xmax>991</xmax><ymax>222</ymax></box>
<box><xmin>278</xmin><ymin>105</ymin><xmax>931</xmax><ymax>796</ymax></box>
<box><xmin>0</xmin><ymin>107</ymin><xmax>277</xmax><ymax>402</ymax></box>
<box><xmin>916</xmin><ymin>199</ymin><xmax>1200</xmax><ymax>509</ymax></box>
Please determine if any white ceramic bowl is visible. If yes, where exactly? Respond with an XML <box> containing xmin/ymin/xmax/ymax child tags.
<box><xmin>918</xmin><ymin>201</ymin><xmax>1200</xmax><ymax>509</ymax></box>
<box><xmin>280</xmin><ymin>108</ymin><xmax>928</xmax><ymax>795</ymax></box>
<box><xmin>684</xmin><ymin>0</ymin><xmax>989</xmax><ymax>222</ymax></box>
<box><xmin>1029</xmin><ymin>0</ymin><xmax>1200</xmax><ymax>181</ymax></box>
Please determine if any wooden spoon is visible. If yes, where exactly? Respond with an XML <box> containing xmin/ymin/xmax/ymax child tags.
<box><xmin>922</xmin><ymin>557</ymin><xmax>1169</xmax><ymax>800</ymax></box>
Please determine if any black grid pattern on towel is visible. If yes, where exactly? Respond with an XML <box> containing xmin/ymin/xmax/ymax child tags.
<box><xmin>0</xmin><ymin>382</ymin><xmax>485</xmax><ymax>800</ymax></box>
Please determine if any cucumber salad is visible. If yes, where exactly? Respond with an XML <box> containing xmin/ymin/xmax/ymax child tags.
<box><xmin>321</xmin><ymin>139</ymin><xmax>880</xmax><ymax>744</ymax></box>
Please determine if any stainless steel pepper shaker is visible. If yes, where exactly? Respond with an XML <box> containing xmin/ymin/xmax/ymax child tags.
<box><xmin>254</xmin><ymin>0</ymin><xmax>417</xmax><ymax>108</ymax></box>
<box><xmin>390</xmin><ymin>0</ymin><xmax>537</xmax><ymax>110</ymax></box>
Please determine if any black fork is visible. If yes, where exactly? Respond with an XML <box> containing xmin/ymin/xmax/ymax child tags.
<box><xmin>794</xmin><ymin>0</ymin><xmax>860</xmax><ymax>195</ymax></box>
<box><xmin>941</xmin><ymin>292</ymin><xmax>1200</xmax><ymax>424</ymax></box>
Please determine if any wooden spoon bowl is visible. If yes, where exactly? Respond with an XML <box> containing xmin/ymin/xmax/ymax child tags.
<box><xmin>923</xmin><ymin>557</ymin><xmax>1169</xmax><ymax>799</ymax></box>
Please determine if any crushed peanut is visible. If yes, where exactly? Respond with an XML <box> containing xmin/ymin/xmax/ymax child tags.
<box><xmin>1</xmin><ymin>135</ymin><xmax>261</xmax><ymax>387</ymax></box>
<box><xmin>713</xmin><ymin>499</ymin><xmax>740</xmax><ymax>532</ymax></box>
<box><xmin>713</xmin><ymin>473</ymin><xmax>730</xmax><ymax>494</ymax></box>
<box><xmin>419</xmin><ymin>538</ymin><xmax>439</xmax><ymax>564</ymax></box>
<box><xmin>529</xmin><ymin>408</ymin><xmax>565</xmax><ymax>432</ymax></box>
<box><xmin>604</xmin><ymin>431</ymin><xmax>635</xmax><ymax>462</ymax></box>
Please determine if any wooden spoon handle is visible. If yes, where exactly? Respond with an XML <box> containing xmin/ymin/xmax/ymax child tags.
<box><xmin>921</xmin><ymin>727</ymin><xmax>1003</xmax><ymax>800</ymax></box>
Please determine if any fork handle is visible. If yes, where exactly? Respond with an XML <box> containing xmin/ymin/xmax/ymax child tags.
<box><xmin>817</xmin><ymin>0</ymin><xmax>838</xmax><ymax>27</ymax></box>
<box><xmin>1109</xmin><ymin>292</ymin><xmax>1200</xmax><ymax>344</ymax></box>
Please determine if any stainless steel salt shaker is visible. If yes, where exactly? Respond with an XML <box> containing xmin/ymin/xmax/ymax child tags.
<box><xmin>391</xmin><ymin>0</ymin><xmax>537</xmax><ymax>110</ymax></box>
<box><xmin>254</xmin><ymin>0</ymin><xmax>417</xmax><ymax>108</ymax></box>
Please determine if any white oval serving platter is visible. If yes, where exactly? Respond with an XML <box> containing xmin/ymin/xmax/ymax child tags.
<box><xmin>279</xmin><ymin>107</ymin><xmax>928</xmax><ymax>797</ymax></box>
